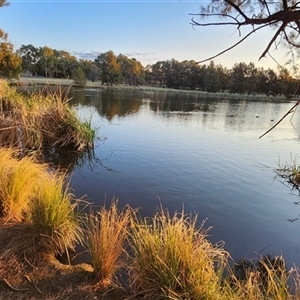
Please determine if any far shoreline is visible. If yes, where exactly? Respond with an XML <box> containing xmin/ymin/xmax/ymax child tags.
<box><xmin>9</xmin><ymin>76</ymin><xmax>296</xmax><ymax>102</ymax></box>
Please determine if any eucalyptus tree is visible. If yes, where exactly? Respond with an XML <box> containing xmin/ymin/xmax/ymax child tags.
<box><xmin>55</xmin><ymin>50</ymin><xmax>78</xmax><ymax>78</ymax></box>
<box><xmin>17</xmin><ymin>44</ymin><xmax>40</xmax><ymax>75</ymax></box>
<box><xmin>228</xmin><ymin>62</ymin><xmax>249</xmax><ymax>94</ymax></box>
<box><xmin>190</xmin><ymin>0</ymin><xmax>300</xmax><ymax>67</ymax></box>
<box><xmin>204</xmin><ymin>61</ymin><xmax>222</xmax><ymax>93</ymax></box>
<box><xmin>151</xmin><ymin>61</ymin><xmax>167</xmax><ymax>86</ymax></box>
<box><xmin>95</xmin><ymin>50</ymin><xmax>122</xmax><ymax>85</ymax></box>
<box><xmin>79</xmin><ymin>59</ymin><xmax>99</xmax><ymax>81</ymax></box>
<box><xmin>117</xmin><ymin>54</ymin><xmax>145</xmax><ymax>86</ymax></box>
<box><xmin>0</xmin><ymin>30</ymin><xmax>22</xmax><ymax>79</ymax></box>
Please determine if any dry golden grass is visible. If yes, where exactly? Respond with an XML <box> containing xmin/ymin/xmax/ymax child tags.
<box><xmin>128</xmin><ymin>207</ymin><xmax>228</xmax><ymax>299</ymax></box>
<box><xmin>84</xmin><ymin>201</ymin><xmax>133</xmax><ymax>286</ymax></box>
<box><xmin>0</xmin><ymin>148</ymin><xmax>45</xmax><ymax>222</ymax></box>
<box><xmin>30</xmin><ymin>173</ymin><xmax>84</xmax><ymax>257</ymax></box>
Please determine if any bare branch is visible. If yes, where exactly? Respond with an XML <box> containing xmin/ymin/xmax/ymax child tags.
<box><xmin>259</xmin><ymin>21</ymin><xmax>288</xmax><ymax>60</ymax></box>
<box><xmin>259</xmin><ymin>100</ymin><xmax>300</xmax><ymax>139</ymax></box>
<box><xmin>224</xmin><ymin>0</ymin><xmax>249</xmax><ymax>21</ymax></box>
<box><xmin>196</xmin><ymin>23</ymin><xmax>271</xmax><ymax>64</ymax></box>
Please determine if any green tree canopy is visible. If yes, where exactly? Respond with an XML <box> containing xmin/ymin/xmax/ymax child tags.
<box><xmin>95</xmin><ymin>50</ymin><xmax>122</xmax><ymax>85</ymax></box>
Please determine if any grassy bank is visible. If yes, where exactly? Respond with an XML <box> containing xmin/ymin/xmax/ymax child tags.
<box><xmin>0</xmin><ymin>150</ymin><xmax>299</xmax><ymax>299</ymax></box>
<box><xmin>0</xmin><ymin>79</ymin><xmax>95</xmax><ymax>151</ymax></box>
<box><xmin>11</xmin><ymin>76</ymin><xmax>292</xmax><ymax>101</ymax></box>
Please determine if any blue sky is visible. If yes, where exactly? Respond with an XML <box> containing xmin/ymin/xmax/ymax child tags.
<box><xmin>0</xmin><ymin>0</ymin><xmax>287</xmax><ymax>70</ymax></box>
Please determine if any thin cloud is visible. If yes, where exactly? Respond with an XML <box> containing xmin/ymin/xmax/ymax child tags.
<box><xmin>72</xmin><ymin>51</ymin><xmax>100</xmax><ymax>60</ymax></box>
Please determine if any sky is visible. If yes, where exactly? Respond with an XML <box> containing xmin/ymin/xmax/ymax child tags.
<box><xmin>0</xmin><ymin>0</ymin><xmax>289</xmax><ymax>70</ymax></box>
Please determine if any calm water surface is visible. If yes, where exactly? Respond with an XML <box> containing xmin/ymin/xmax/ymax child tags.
<box><xmin>69</xmin><ymin>89</ymin><xmax>300</xmax><ymax>267</ymax></box>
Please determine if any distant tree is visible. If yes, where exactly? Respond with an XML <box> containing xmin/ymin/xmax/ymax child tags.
<box><xmin>151</xmin><ymin>61</ymin><xmax>166</xmax><ymax>86</ymax></box>
<box><xmin>278</xmin><ymin>67</ymin><xmax>298</xmax><ymax>98</ymax></box>
<box><xmin>17</xmin><ymin>44</ymin><xmax>40</xmax><ymax>75</ymax></box>
<box><xmin>95</xmin><ymin>50</ymin><xmax>122</xmax><ymax>85</ymax></box>
<box><xmin>79</xmin><ymin>59</ymin><xmax>99</xmax><ymax>81</ymax></box>
<box><xmin>0</xmin><ymin>30</ymin><xmax>22</xmax><ymax>79</ymax></box>
<box><xmin>229</xmin><ymin>62</ymin><xmax>248</xmax><ymax>94</ymax></box>
<box><xmin>190</xmin><ymin>1</ymin><xmax>300</xmax><ymax>67</ymax></box>
<box><xmin>204</xmin><ymin>61</ymin><xmax>221</xmax><ymax>93</ymax></box>
<box><xmin>117</xmin><ymin>54</ymin><xmax>145</xmax><ymax>85</ymax></box>
<box><xmin>72</xmin><ymin>67</ymin><xmax>86</xmax><ymax>87</ymax></box>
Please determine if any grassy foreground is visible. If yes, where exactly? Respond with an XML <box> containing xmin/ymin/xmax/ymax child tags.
<box><xmin>0</xmin><ymin>148</ymin><xmax>300</xmax><ymax>299</ymax></box>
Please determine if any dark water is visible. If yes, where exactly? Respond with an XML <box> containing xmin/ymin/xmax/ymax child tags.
<box><xmin>68</xmin><ymin>88</ymin><xmax>300</xmax><ymax>268</ymax></box>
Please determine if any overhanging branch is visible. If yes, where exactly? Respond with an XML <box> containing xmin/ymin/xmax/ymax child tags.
<box><xmin>196</xmin><ymin>23</ymin><xmax>271</xmax><ymax>64</ymax></box>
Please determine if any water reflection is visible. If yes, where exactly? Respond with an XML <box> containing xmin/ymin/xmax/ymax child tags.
<box><xmin>38</xmin><ymin>146</ymin><xmax>100</xmax><ymax>173</ymax></box>
<box><xmin>65</xmin><ymin>89</ymin><xmax>300</xmax><ymax>269</ymax></box>
<box><xmin>70</xmin><ymin>89</ymin><xmax>296</xmax><ymax>135</ymax></box>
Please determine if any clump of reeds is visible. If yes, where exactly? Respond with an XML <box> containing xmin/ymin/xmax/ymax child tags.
<box><xmin>0</xmin><ymin>80</ymin><xmax>96</xmax><ymax>151</ymax></box>
<box><xmin>226</xmin><ymin>254</ymin><xmax>297</xmax><ymax>300</ymax></box>
<box><xmin>84</xmin><ymin>201</ymin><xmax>133</xmax><ymax>286</ymax></box>
<box><xmin>0</xmin><ymin>147</ymin><xmax>45</xmax><ymax>222</ymax></box>
<box><xmin>274</xmin><ymin>154</ymin><xmax>300</xmax><ymax>189</ymax></box>
<box><xmin>30</xmin><ymin>172</ymin><xmax>83</xmax><ymax>257</ymax></box>
<box><xmin>128</xmin><ymin>207</ymin><xmax>228</xmax><ymax>299</ymax></box>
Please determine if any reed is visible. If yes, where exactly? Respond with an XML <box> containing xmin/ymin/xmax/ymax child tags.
<box><xmin>128</xmin><ymin>207</ymin><xmax>228</xmax><ymax>299</ymax></box>
<box><xmin>30</xmin><ymin>172</ymin><xmax>83</xmax><ymax>257</ymax></box>
<box><xmin>84</xmin><ymin>201</ymin><xmax>132</xmax><ymax>286</ymax></box>
<box><xmin>274</xmin><ymin>155</ymin><xmax>300</xmax><ymax>188</ymax></box>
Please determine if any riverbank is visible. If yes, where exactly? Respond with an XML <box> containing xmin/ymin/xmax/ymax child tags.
<box><xmin>10</xmin><ymin>76</ymin><xmax>292</xmax><ymax>101</ymax></box>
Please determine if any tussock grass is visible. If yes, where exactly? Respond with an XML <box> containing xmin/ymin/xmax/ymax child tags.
<box><xmin>0</xmin><ymin>79</ymin><xmax>95</xmax><ymax>151</ymax></box>
<box><xmin>128</xmin><ymin>207</ymin><xmax>228</xmax><ymax>299</ymax></box>
<box><xmin>30</xmin><ymin>173</ymin><xmax>83</xmax><ymax>257</ymax></box>
<box><xmin>0</xmin><ymin>147</ymin><xmax>45</xmax><ymax>222</ymax></box>
<box><xmin>84</xmin><ymin>201</ymin><xmax>133</xmax><ymax>286</ymax></box>
<box><xmin>0</xmin><ymin>146</ymin><xmax>83</xmax><ymax>259</ymax></box>
<box><xmin>226</xmin><ymin>254</ymin><xmax>298</xmax><ymax>300</ymax></box>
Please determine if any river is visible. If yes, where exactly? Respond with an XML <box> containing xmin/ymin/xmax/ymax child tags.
<box><xmin>67</xmin><ymin>88</ymin><xmax>300</xmax><ymax>268</ymax></box>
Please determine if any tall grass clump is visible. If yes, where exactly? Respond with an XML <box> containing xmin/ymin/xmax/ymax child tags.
<box><xmin>128</xmin><ymin>207</ymin><xmax>228</xmax><ymax>299</ymax></box>
<box><xmin>84</xmin><ymin>201</ymin><xmax>132</xmax><ymax>286</ymax></box>
<box><xmin>0</xmin><ymin>147</ymin><xmax>45</xmax><ymax>222</ymax></box>
<box><xmin>30</xmin><ymin>173</ymin><xmax>83</xmax><ymax>257</ymax></box>
<box><xmin>0</xmin><ymin>80</ymin><xmax>96</xmax><ymax>151</ymax></box>
<box><xmin>225</xmin><ymin>255</ymin><xmax>298</xmax><ymax>300</ymax></box>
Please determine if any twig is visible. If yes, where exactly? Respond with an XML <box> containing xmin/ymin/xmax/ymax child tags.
<box><xmin>1</xmin><ymin>277</ymin><xmax>29</xmax><ymax>292</ymax></box>
<box><xmin>24</xmin><ymin>252</ymin><xmax>37</xmax><ymax>270</ymax></box>
<box><xmin>25</xmin><ymin>275</ymin><xmax>43</xmax><ymax>295</ymax></box>
<box><xmin>259</xmin><ymin>100</ymin><xmax>300</xmax><ymax>138</ymax></box>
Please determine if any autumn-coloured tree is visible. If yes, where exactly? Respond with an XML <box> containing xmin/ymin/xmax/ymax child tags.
<box><xmin>0</xmin><ymin>29</ymin><xmax>22</xmax><ymax>79</ymax></box>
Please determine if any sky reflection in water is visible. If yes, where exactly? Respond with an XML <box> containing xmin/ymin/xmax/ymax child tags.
<box><xmin>69</xmin><ymin>89</ymin><xmax>300</xmax><ymax>268</ymax></box>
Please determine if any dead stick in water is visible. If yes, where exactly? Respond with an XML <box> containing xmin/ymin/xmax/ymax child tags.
<box><xmin>259</xmin><ymin>99</ymin><xmax>300</xmax><ymax>139</ymax></box>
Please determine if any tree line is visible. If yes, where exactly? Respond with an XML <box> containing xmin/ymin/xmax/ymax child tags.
<box><xmin>2</xmin><ymin>41</ymin><xmax>299</xmax><ymax>97</ymax></box>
